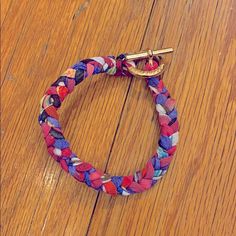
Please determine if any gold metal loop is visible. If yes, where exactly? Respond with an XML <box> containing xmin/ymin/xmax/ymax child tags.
<box><xmin>127</xmin><ymin>64</ymin><xmax>164</xmax><ymax>78</ymax></box>
<box><xmin>124</xmin><ymin>48</ymin><xmax>173</xmax><ymax>78</ymax></box>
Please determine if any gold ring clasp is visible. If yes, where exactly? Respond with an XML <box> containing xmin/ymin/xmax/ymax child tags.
<box><xmin>124</xmin><ymin>48</ymin><xmax>173</xmax><ymax>78</ymax></box>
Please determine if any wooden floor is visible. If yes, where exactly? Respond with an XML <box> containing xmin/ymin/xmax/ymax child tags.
<box><xmin>1</xmin><ymin>0</ymin><xmax>236</xmax><ymax>235</ymax></box>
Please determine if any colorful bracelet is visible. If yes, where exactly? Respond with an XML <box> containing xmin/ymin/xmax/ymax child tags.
<box><xmin>38</xmin><ymin>48</ymin><xmax>179</xmax><ymax>196</ymax></box>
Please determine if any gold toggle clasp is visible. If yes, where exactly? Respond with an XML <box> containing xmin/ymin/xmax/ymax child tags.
<box><xmin>124</xmin><ymin>48</ymin><xmax>173</xmax><ymax>78</ymax></box>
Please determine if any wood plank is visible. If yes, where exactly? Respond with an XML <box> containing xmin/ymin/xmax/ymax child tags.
<box><xmin>86</xmin><ymin>0</ymin><xmax>236</xmax><ymax>235</ymax></box>
<box><xmin>1</xmin><ymin>1</ymin><xmax>154</xmax><ymax>235</ymax></box>
<box><xmin>2</xmin><ymin>0</ymin><xmax>236</xmax><ymax>235</ymax></box>
<box><xmin>1</xmin><ymin>0</ymin><xmax>12</xmax><ymax>25</ymax></box>
<box><xmin>1</xmin><ymin>0</ymin><xmax>37</xmax><ymax>81</ymax></box>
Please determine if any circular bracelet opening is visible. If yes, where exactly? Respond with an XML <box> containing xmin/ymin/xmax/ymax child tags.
<box><xmin>39</xmin><ymin>56</ymin><xmax>179</xmax><ymax>196</ymax></box>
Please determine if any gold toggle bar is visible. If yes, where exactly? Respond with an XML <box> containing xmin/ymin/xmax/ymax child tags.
<box><xmin>125</xmin><ymin>48</ymin><xmax>174</xmax><ymax>61</ymax></box>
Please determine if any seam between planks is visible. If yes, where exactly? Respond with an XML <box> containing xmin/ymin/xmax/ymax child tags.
<box><xmin>85</xmin><ymin>0</ymin><xmax>157</xmax><ymax>235</ymax></box>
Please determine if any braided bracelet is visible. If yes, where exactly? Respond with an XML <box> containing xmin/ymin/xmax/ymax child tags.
<box><xmin>38</xmin><ymin>48</ymin><xmax>179</xmax><ymax>196</ymax></box>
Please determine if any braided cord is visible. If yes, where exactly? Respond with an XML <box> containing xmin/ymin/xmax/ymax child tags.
<box><xmin>38</xmin><ymin>56</ymin><xmax>179</xmax><ymax>196</ymax></box>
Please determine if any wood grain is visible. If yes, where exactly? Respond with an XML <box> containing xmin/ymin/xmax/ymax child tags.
<box><xmin>1</xmin><ymin>0</ymin><xmax>235</xmax><ymax>235</ymax></box>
